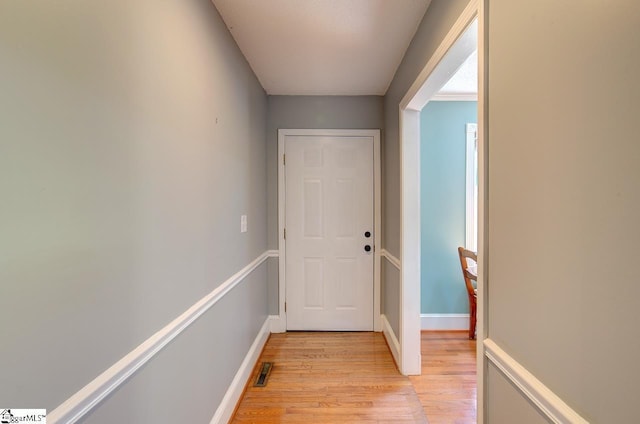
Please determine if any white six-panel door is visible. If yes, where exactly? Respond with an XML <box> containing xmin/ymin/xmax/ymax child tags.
<box><xmin>284</xmin><ymin>134</ymin><xmax>374</xmax><ymax>331</ymax></box>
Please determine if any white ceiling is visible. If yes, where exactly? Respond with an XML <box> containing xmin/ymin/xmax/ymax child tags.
<box><xmin>212</xmin><ymin>0</ymin><xmax>432</xmax><ymax>95</ymax></box>
<box><xmin>437</xmin><ymin>49</ymin><xmax>478</xmax><ymax>95</ymax></box>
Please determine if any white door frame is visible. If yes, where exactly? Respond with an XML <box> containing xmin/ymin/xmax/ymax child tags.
<box><xmin>398</xmin><ymin>1</ymin><xmax>485</xmax><ymax>420</ymax></box>
<box><xmin>277</xmin><ymin>129</ymin><xmax>382</xmax><ymax>333</ymax></box>
<box><xmin>465</xmin><ymin>123</ymin><xmax>478</xmax><ymax>251</ymax></box>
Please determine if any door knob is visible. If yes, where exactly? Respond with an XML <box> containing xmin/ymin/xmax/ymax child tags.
<box><xmin>364</xmin><ymin>245</ymin><xmax>372</xmax><ymax>252</ymax></box>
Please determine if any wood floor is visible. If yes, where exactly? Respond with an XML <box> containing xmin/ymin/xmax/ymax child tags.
<box><xmin>410</xmin><ymin>331</ymin><xmax>477</xmax><ymax>424</ymax></box>
<box><xmin>231</xmin><ymin>332</ymin><xmax>426</xmax><ymax>423</ymax></box>
<box><xmin>230</xmin><ymin>331</ymin><xmax>476</xmax><ymax>424</ymax></box>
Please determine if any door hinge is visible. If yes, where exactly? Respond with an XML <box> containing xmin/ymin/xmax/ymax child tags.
<box><xmin>284</xmin><ymin>228</ymin><xmax>286</xmax><ymax>239</ymax></box>
<box><xmin>284</xmin><ymin>302</ymin><xmax>287</xmax><ymax>313</ymax></box>
<box><xmin>283</xmin><ymin>154</ymin><xmax>286</xmax><ymax>165</ymax></box>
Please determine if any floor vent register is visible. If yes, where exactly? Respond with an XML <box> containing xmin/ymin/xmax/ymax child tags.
<box><xmin>253</xmin><ymin>362</ymin><xmax>273</xmax><ymax>387</ymax></box>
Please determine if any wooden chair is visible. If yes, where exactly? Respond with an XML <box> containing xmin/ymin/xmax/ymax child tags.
<box><xmin>457</xmin><ymin>247</ymin><xmax>477</xmax><ymax>339</ymax></box>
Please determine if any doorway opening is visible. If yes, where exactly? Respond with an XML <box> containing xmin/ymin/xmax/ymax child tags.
<box><xmin>397</xmin><ymin>2</ymin><xmax>484</xmax><ymax>409</ymax></box>
<box><xmin>398</xmin><ymin>0</ymin><xmax>486</xmax><ymax>417</ymax></box>
<box><xmin>400</xmin><ymin>2</ymin><xmax>481</xmax><ymax>375</ymax></box>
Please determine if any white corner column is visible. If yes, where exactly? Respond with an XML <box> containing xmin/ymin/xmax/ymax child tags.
<box><xmin>399</xmin><ymin>108</ymin><xmax>422</xmax><ymax>375</ymax></box>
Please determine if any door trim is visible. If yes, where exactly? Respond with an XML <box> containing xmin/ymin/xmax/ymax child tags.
<box><xmin>277</xmin><ymin>129</ymin><xmax>381</xmax><ymax>332</ymax></box>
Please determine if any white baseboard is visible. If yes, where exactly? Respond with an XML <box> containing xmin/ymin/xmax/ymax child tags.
<box><xmin>381</xmin><ymin>314</ymin><xmax>401</xmax><ymax>368</ymax></box>
<box><xmin>484</xmin><ymin>338</ymin><xmax>588</xmax><ymax>424</ymax></box>
<box><xmin>209</xmin><ymin>317</ymin><xmax>271</xmax><ymax>424</ymax></box>
<box><xmin>269</xmin><ymin>314</ymin><xmax>286</xmax><ymax>333</ymax></box>
<box><xmin>421</xmin><ymin>313</ymin><xmax>470</xmax><ymax>330</ymax></box>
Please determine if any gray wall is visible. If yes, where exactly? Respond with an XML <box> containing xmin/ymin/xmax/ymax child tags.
<box><xmin>0</xmin><ymin>0</ymin><xmax>268</xmax><ymax>421</ymax></box>
<box><xmin>486</xmin><ymin>0</ymin><xmax>640</xmax><ymax>422</ymax></box>
<box><xmin>266</xmin><ymin>95</ymin><xmax>384</xmax><ymax>314</ymax></box>
<box><xmin>383</xmin><ymin>0</ymin><xmax>472</xmax><ymax>257</ymax></box>
<box><xmin>382</xmin><ymin>261</ymin><xmax>400</xmax><ymax>337</ymax></box>
<box><xmin>380</xmin><ymin>0</ymin><xmax>471</xmax><ymax>340</ymax></box>
<box><xmin>82</xmin><ymin>268</ymin><xmax>267</xmax><ymax>424</ymax></box>
<box><xmin>487</xmin><ymin>364</ymin><xmax>552</xmax><ymax>424</ymax></box>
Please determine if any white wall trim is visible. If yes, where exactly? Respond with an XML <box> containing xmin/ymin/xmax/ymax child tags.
<box><xmin>381</xmin><ymin>314</ymin><xmax>401</xmax><ymax>369</ymax></box>
<box><xmin>48</xmin><ymin>251</ymin><xmax>272</xmax><ymax>424</ymax></box>
<box><xmin>399</xmin><ymin>108</ymin><xmax>422</xmax><ymax>376</ymax></box>
<box><xmin>484</xmin><ymin>339</ymin><xmax>589</xmax><ymax>424</ymax></box>
<box><xmin>278</xmin><ymin>129</ymin><xmax>382</xmax><ymax>332</ymax></box>
<box><xmin>373</xmin><ymin>131</ymin><xmax>382</xmax><ymax>332</ymax></box>
<box><xmin>268</xmin><ymin>314</ymin><xmax>286</xmax><ymax>333</ymax></box>
<box><xmin>476</xmin><ymin>1</ymin><xmax>487</xmax><ymax>422</ymax></box>
<box><xmin>380</xmin><ymin>249</ymin><xmax>401</xmax><ymax>270</ymax></box>
<box><xmin>465</xmin><ymin>123</ymin><xmax>478</xmax><ymax>252</ymax></box>
<box><xmin>277</xmin><ymin>133</ymin><xmax>288</xmax><ymax>331</ymax></box>
<box><xmin>431</xmin><ymin>93</ymin><xmax>478</xmax><ymax>101</ymax></box>
<box><xmin>209</xmin><ymin>317</ymin><xmax>271</xmax><ymax>424</ymax></box>
<box><xmin>421</xmin><ymin>313</ymin><xmax>470</xmax><ymax>330</ymax></box>
<box><xmin>398</xmin><ymin>0</ymin><xmax>480</xmax><ymax>379</ymax></box>
<box><xmin>266</xmin><ymin>249</ymin><xmax>279</xmax><ymax>258</ymax></box>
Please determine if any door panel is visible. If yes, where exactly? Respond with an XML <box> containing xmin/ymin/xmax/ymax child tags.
<box><xmin>285</xmin><ymin>135</ymin><xmax>374</xmax><ymax>331</ymax></box>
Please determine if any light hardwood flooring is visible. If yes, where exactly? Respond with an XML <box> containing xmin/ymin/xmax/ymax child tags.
<box><xmin>410</xmin><ymin>331</ymin><xmax>477</xmax><ymax>423</ymax></box>
<box><xmin>230</xmin><ymin>332</ymin><xmax>427</xmax><ymax>423</ymax></box>
<box><xmin>230</xmin><ymin>331</ymin><xmax>476</xmax><ymax>424</ymax></box>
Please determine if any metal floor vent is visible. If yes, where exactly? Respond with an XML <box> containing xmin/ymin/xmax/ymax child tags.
<box><xmin>253</xmin><ymin>362</ymin><xmax>273</xmax><ymax>387</ymax></box>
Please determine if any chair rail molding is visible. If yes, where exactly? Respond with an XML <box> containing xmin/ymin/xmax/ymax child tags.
<box><xmin>380</xmin><ymin>249</ymin><xmax>401</xmax><ymax>270</ymax></box>
<box><xmin>381</xmin><ymin>314</ymin><xmax>401</xmax><ymax>368</ymax></box>
<box><xmin>484</xmin><ymin>339</ymin><xmax>589</xmax><ymax>424</ymax></box>
<box><xmin>48</xmin><ymin>250</ymin><xmax>275</xmax><ymax>424</ymax></box>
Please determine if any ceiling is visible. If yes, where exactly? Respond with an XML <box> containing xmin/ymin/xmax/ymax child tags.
<box><xmin>437</xmin><ymin>49</ymin><xmax>478</xmax><ymax>96</ymax></box>
<box><xmin>212</xmin><ymin>0</ymin><xmax>432</xmax><ymax>96</ymax></box>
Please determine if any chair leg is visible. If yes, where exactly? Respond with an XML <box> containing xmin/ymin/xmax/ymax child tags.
<box><xmin>469</xmin><ymin>302</ymin><xmax>477</xmax><ymax>340</ymax></box>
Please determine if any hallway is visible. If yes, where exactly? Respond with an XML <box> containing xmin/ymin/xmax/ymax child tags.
<box><xmin>231</xmin><ymin>331</ymin><xmax>477</xmax><ymax>423</ymax></box>
<box><xmin>231</xmin><ymin>332</ymin><xmax>427</xmax><ymax>423</ymax></box>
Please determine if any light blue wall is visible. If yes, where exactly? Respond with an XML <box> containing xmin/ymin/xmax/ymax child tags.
<box><xmin>421</xmin><ymin>101</ymin><xmax>477</xmax><ymax>314</ymax></box>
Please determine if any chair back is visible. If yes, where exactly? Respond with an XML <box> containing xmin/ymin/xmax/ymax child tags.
<box><xmin>457</xmin><ymin>247</ymin><xmax>477</xmax><ymax>298</ymax></box>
